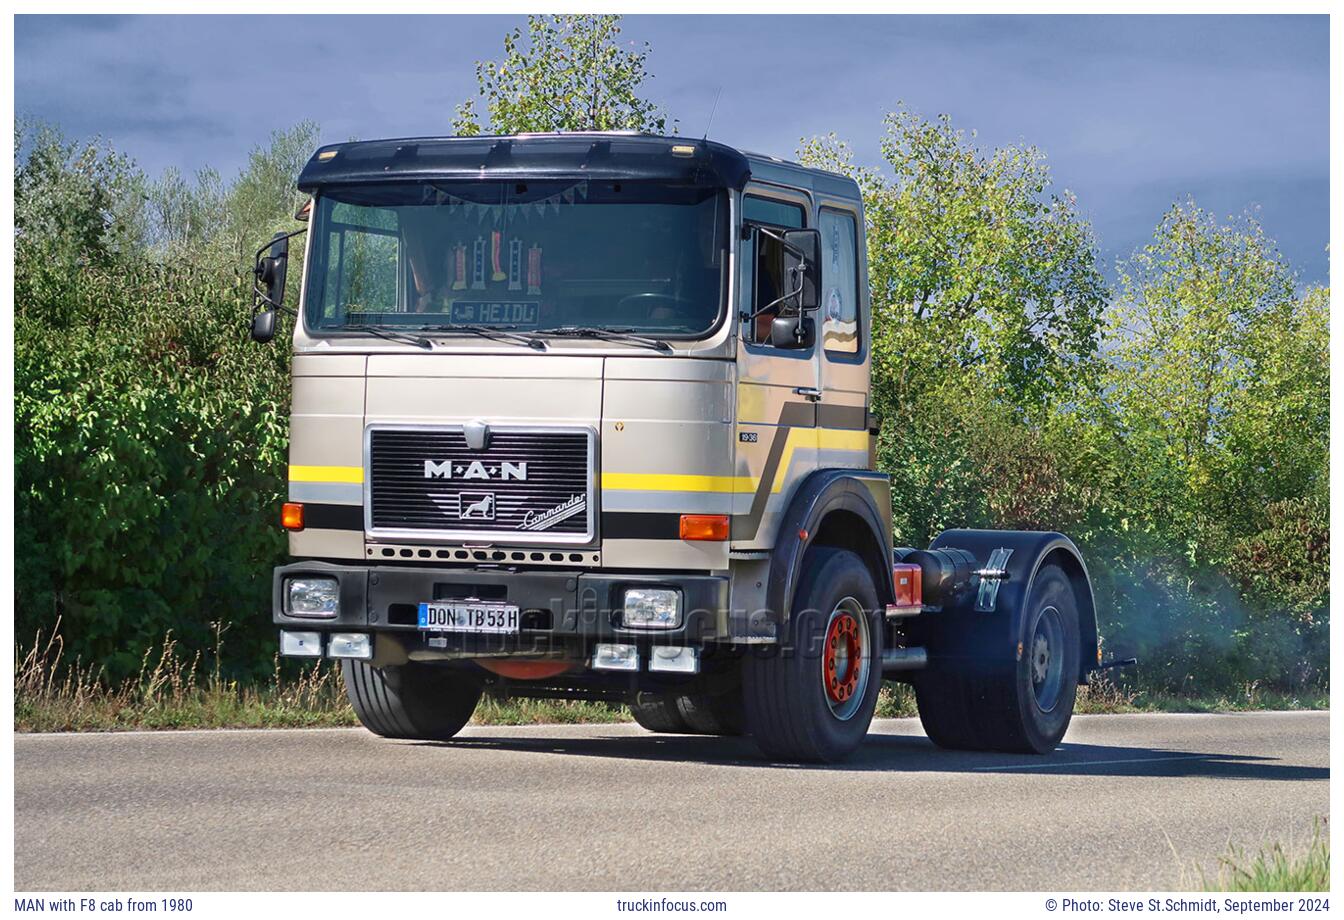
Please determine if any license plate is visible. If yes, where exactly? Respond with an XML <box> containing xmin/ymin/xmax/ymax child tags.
<box><xmin>417</xmin><ymin>602</ymin><xmax>520</xmax><ymax>634</ymax></box>
<box><xmin>449</xmin><ymin>301</ymin><xmax>539</xmax><ymax>327</ymax></box>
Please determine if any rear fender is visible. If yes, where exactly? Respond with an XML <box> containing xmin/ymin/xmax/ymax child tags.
<box><xmin>924</xmin><ymin>529</ymin><xmax>1099</xmax><ymax>684</ymax></box>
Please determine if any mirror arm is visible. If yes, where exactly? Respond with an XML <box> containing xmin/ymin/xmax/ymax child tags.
<box><xmin>748</xmin><ymin>281</ymin><xmax>805</xmax><ymax>320</ymax></box>
<box><xmin>251</xmin><ymin>226</ymin><xmax>308</xmax><ymax>266</ymax></box>
<box><xmin>251</xmin><ymin>282</ymin><xmax>298</xmax><ymax>317</ymax></box>
<box><xmin>754</xmin><ymin>225</ymin><xmax>809</xmax><ymax>261</ymax></box>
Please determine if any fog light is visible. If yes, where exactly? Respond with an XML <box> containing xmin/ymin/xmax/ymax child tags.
<box><xmin>592</xmin><ymin>643</ymin><xmax>639</xmax><ymax>672</ymax></box>
<box><xmin>649</xmin><ymin>646</ymin><xmax>699</xmax><ymax>674</ymax></box>
<box><xmin>327</xmin><ymin>633</ymin><xmax>372</xmax><ymax>660</ymax></box>
<box><xmin>279</xmin><ymin>630</ymin><xmax>322</xmax><ymax>657</ymax></box>
<box><xmin>285</xmin><ymin>576</ymin><xmax>339</xmax><ymax>618</ymax></box>
<box><xmin>621</xmin><ymin>587</ymin><xmax>681</xmax><ymax>629</ymax></box>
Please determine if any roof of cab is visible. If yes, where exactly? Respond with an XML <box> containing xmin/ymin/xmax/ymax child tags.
<box><xmin>296</xmin><ymin>132</ymin><xmax>860</xmax><ymax>201</ymax></box>
<box><xmin>740</xmin><ymin>153</ymin><xmax>861</xmax><ymax>201</ymax></box>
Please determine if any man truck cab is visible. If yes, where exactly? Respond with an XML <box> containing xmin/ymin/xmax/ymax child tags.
<box><xmin>255</xmin><ymin>133</ymin><xmax>1103</xmax><ymax>762</ymax></box>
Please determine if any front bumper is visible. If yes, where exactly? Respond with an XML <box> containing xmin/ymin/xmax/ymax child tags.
<box><xmin>272</xmin><ymin>561</ymin><xmax>730</xmax><ymax>649</ymax></box>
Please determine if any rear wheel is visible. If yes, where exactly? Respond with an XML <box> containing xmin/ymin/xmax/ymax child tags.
<box><xmin>914</xmin><ymin>563</ymin><xmax>1080</xmax><ymax>753</ymax></box>
<box><xmin>743</xmin><ymin>548</ymin><xmax>882</xmax><ymax>762</ymax></box>
<box><xmin>343</xmin><ymin>660</ymin><xmax>482</xmax><ymax>741</ymax></box>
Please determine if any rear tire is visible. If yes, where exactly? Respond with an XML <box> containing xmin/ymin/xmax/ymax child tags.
<box><xmin>343</xmin><ymin>660</ymin><xmax>482</xmax><ymax>741</ymax></box>
<box><xmin>743</xmin><ymin>547</ymin><xmax>883</xmax><ymax>763</ymax></box>
<box><xmin>914</xmin><ymin>564</ymin><xmax>1080</xmax><ymax>753</ymax></box>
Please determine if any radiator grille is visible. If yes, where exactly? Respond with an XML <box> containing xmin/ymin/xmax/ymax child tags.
<box><xmin>367</xmin><ymin>427</ymin><xmax>593</xmax><ymax>541</ymax></box>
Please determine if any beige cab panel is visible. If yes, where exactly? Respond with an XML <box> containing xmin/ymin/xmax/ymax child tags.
<box><xmin>289</xmin><ymin>360</ymin><xmax>366</xmax><ymax>558</ymax></box>
<box><xmin>364</xmin><ymin>354</ymin><xmax>603</xmax><ymax>425</ymax></box>
<box><xmin>289</xmin><ymin>527</ymin><xmax>363</xmax><ymax>559</ymax></box>
<box><xmin>602</xmin><ymin>357</ymin><xmax>735</xmax><ymax>569</ymax></box>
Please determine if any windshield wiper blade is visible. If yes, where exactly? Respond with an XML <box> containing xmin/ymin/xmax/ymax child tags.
<box><xmin>343</xmin><ymin>324</ymin><xmax>434</xmax><ymax>350</ymax></box>
<box><xmin>433</xmin><ymin>323</ymin><xmax>547</xmax><ymax>351</ymax></box>
<box><xmin>536</xmin><ymin>326</ymin><xmax>672</xmax><ymax>352</ymax></box>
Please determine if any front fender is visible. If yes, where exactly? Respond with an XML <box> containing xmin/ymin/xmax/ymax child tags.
<box><xmin>765</xmin><ymin>469</ymin><xmax>894</xmax><ymax>640</ymax></box>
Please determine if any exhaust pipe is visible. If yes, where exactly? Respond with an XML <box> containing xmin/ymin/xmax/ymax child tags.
<box><xmin>882</xmin><ymin>646</ymin><xmax>928</xmax><ymax>673</ymax></box>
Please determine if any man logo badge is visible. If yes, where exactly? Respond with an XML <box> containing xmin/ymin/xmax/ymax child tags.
<box><xmin>424</xmin><ymin>460</ymin><xmax>528</xmax><ymax>481</ymax></box>
<box><xmin>458</xmin><ymin>492</ymin><xmax>496</xmax><ymax>521</ymax></box>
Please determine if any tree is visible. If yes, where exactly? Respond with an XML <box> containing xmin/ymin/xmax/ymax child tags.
<box><xmin>800</xmin><ymin>108</ymin><xmax>1107</xmax><ymax>419</ymax></box>
<box><xmin>453</xmin><ymin>15</ymin><xmax>672</xmax><ymax>136</ymax></box>
<box><xmin>1103</xmin><ymin>202</ymin><xmax>1324</xmax><ymax>553</ymax></box>
<box><xmin>15</xmin><ymin>120</ymin><xmax>147</xmax><ymax>326</ymax></box>
<box><xmin>14</xmin><ymin>125</ymin><xmax>300</xmax><ymax>680</ymax></box>
<box><xmin>799</xmin><ymin>108</ymin><xmax>1107</xmax><ymax>545</ymax></box>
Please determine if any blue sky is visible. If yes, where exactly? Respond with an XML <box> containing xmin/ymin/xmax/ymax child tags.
<box><xmin>14</xmin><ymin>14</ymin><xmax>1330</xmax><ymax>285</ymax></box>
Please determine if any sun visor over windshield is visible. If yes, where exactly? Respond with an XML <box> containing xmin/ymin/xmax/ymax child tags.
<box><xmin>298</xmin><ymin>135</ymin><xmax>752</xmax><ymax>193</ymax></box>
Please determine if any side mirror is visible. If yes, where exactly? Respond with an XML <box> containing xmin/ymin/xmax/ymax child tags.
<box><xmin>255</xmin><ymin>232</ymin><xmax>289</xmax><ymax>309</ymax></box>
<box><xmin>250</xmin><ymin>310</ymin><xmax>277</xmax><ymax>344</ymax></box>
<box><xmin>769</xmin><ymin>315</ymin><xmax>815</xmax><ymax>350</ymax></box>
<box><xmin>250</xmin><ymin>229</ymin><xmax>303</xmax><ymax>345</ymax></box>
<box><xmin>781</xmin><ymin>228</ymin><xmax>821</xmax><ymax>312</ymax></box>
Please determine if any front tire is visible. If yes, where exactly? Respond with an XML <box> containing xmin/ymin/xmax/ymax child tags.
<box><xmin>743</xmin><ymin>548</ymin><xmax>883</xmax><ymax>763</ymax></box>
<box><xmin>628</xmin><ymin>689</ymin><xmax>745</xmax><ymax>736</ymax></box>
<box><xmin>628</xmin><ymin>692</ymin><xmax>691</xmax><ymax>733</ymax></box>
<box><xmin>343</xmin><ymin>660</ymin><xmax>482</xmax><ymax>741</ymax></box>
<box><xmin>914</xmin><ymin>563</ymin><xmax>1081</xmax><ymax>753</ymax></box>
<box><xmin>676</xmin><ymin>691</ymin><xmax>745</xmax><ymax>736</ymax></box>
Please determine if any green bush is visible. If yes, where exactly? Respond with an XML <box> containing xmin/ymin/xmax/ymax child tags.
<box><xmin>15</xmin><ymin>123</ymin><xmax>302</xmax><ymax>681</ymax></box>
<box><xmin>15</xmin><ymin>266</ymin><xmax>291</xmax><ymax>680</ymax></box>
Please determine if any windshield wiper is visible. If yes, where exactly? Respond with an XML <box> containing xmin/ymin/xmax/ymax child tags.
<box><xmin>432</xmin><ymin>323</ymin><xmax>547</xmax><ymax>351</ymax></box>
<box><xmin>343</xmin><ymin>324</ymin><xmax>434</xmax><ymax>350</ymax></box>
<box><xmin>536</xmin><ymin>326</ymin><xmax>672</xmax><ymax>353</ymax></box>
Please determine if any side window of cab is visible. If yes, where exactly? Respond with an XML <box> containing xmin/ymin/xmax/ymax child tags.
<box><xmin>740</xmin><ymin>195</ymin><xmax>805</xmax><ymax>346</ymax></box>
<box><xmin>819</xmin><ymin>208</ymin><xmax>860</xmax><ymax>355</ymax></box>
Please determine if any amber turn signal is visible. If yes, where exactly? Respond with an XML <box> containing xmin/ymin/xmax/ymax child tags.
<box><xmin>679</xmin><ymin>514</ymin><xmax>729</xmax><ymax>541</ymax></box>
<box><xmin>282</xmin><ymin>502</ymin><xmax>305</xmax><ymax>531</ymax></box>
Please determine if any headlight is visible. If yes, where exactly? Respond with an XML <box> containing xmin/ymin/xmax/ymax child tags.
<box><xmin>621</xmin><ymin>587</ymin><xmax>681</xmax><ymax>629</ymax></box>
<box><xmin>285</xmin><ymin>576</ymin><xmax>339</xmax><ymax>618</ymax></box>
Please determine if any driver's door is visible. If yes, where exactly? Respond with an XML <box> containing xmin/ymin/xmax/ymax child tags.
<box><xmin>732</xmin><ymin>187</ymin><xmax>821</xmax><ymax>548</ymax></box>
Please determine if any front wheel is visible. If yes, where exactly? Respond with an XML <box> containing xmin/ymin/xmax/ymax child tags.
<box><xmin>343</xmin><ymin>660</ymin><xmax>482</xmax><ymax>741</ymax></box>
<box><xmin>742</xmin><ymin>548</ymin><xmax>883</xmax><ymax>763</ymax></box>
<box><xmin>628</xmin><ymin>689</ymin><xmax>745</xmax><ymax>736</ymax></box>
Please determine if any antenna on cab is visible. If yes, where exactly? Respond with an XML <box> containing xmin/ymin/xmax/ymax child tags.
<box><xmin>703</xmin><ymin>86</ymin><xmax>723</xmax><ymax>140</ymax></box>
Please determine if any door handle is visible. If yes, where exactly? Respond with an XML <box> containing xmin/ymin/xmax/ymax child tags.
<box><xmin>793</xmin><ymin>387</ymin><xmax>822</xmax><ymax>402</ymax></box>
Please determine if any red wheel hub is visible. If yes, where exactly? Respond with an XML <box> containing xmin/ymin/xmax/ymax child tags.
<box><xmin>823</xmin><ymin>613</ymin><xmax>863</xmax><ymax>703</ymax></box>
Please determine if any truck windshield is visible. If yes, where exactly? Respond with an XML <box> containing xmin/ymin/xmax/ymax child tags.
<box><xmin>304</xmin><ymin>181</ymin><xmax>728</xmax><ymax>338</ymax></box>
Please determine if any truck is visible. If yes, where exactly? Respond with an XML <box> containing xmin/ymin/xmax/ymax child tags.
<box><xmin>251</xmin><ymin>131</ymin><xmax>1107</xmax><ymax>763</ymax></box>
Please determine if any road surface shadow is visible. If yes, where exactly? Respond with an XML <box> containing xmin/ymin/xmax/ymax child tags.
<box><xmin>416</xmin><ymin>731</ymin><xmax>1329</xmax><ymax>780</ymax></box>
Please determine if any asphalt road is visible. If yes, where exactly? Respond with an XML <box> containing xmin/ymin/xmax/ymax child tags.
<box><xmin>14</xmin><ymin>711</ymin><xmax>1328</xmax><ymax>891</ymax></box>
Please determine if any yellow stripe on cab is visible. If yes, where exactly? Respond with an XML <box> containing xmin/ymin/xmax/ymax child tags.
<box><xmin>289</xmin><ymin>465</ymin><xmax>364</xmax><ymax>484</ymax></box>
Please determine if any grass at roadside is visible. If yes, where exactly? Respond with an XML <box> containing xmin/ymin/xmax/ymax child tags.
<box><xmin>1199</xmin><ymin>820</ymin><xmax>1330</xmax><ymax>892</ymax></box>
<box><xmin>14</xmin><ymin>624</ymin><xmax>626</xmax><ymax>732</ymax></box>
<box><xmin>1072</xmin><ymin>675</ymin><xmax>1330</xmax><ymax>715</ymax></box>
<box><xmin>14</xmin><ymin>626</ymin><xmax>1328</xmax><ymax>733</ymax></box>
